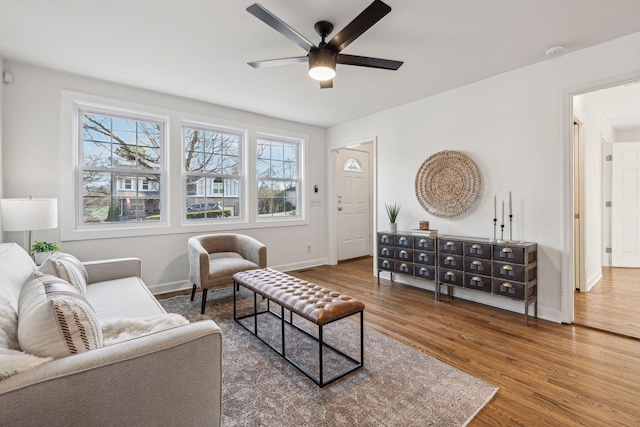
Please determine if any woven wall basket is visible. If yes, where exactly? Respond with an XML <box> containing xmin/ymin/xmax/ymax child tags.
<box><xmin>415</xmin><ymin>150</ymin><xmax>482</xmax><ymax>218</ymax></box>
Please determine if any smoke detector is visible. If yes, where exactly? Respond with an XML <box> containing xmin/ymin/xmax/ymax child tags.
<box><xmin>544</xmin><ymin>45</ymin><xmax>566</xmax><ymax>58</ymax></box>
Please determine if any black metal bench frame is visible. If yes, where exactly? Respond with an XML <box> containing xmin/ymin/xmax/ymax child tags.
<box><xmin>233</xmin><ymin>280</ymin><xmax>364</xmax><ymax>387</ymax></box>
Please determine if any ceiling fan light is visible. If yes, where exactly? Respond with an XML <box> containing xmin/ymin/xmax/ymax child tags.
<box><xmin>308</xmin><ymin>48</ymin><xmax>336</xmax><ymax>81</ymax></box>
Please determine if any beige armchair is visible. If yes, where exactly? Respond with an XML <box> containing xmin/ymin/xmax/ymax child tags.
<box><xmin>188</xmin><ymin>233</ymin><xmax>267</xmax><ymax>314</ymax></box>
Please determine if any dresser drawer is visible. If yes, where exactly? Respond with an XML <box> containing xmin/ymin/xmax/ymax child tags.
<box><xmin>415</xmin><ymin>264</ymin><xmax>436</xmax><ymax>280</ymax></box>
<box><xmin>378</xmin><ymin>232</ymin><xmax>394</xmax><ymax>245</ymax></box>
<box><xmin>439</xmin><ymin>253</ymin><xmax>463</xmax><ymax>270</ymax></box>
<box><xmin>414</xmin><ymin>250</ymin><xmax>436</xmax><ymax>266</ymax></box>
<box><xmin>395</xmin><ymin>234</ymin><xmax>414</xmax><ymax>248</ymax></box>
<box><xmin>493</xmin><ymin>261</ymin><xmax>526</xmax><ymax>282</ymax></box>
<box><xmin>464</xmin><ymin>241</ymin><xmax>492</xmax><ymax>259</ymax></box>
<box><xmin>394</xmin><ymin>247</ymin><xmax>414</xmax><ymax>262</ymax></box>
<box><xmin>439</xmin><ymin>268</ymin><xmax>463</xmax><ymax>287</ymax></box>
<box><xmin>439</xmin><ymin>239</ymin><xmax>464</xmax><ymax>255</ymax></box>
<box><xmin>378</xmin><ymin>245</ymin><xmax>394</xmax><ymax>258</ymax></box>
<box><xmin>394</xmin><ymin>261</ymin><xmax>414</xmax><ymax>275</ymax></box>
<box><xmin>378</xmin><ymin>258</ymin><xmax>394</xmax><ymax>271</ymax></box>
<box><xmin>414</xmin><ymin>236</ymin><xmax>435</xmax><ymax>251</ymax></box>
<box><xmin>492</xmin><ymin>278</ymin><xmax>526</xmax><ymax>300</ymax></box>
<box><xmin>493</xmin><ymin>245</ymin><xmax>525</xmax><ymax>264</ymax></box>
<box><xmin>464</xmin><ymin>257</ymin><xmax>492</xmax><ymax>275</ymax></box>
<box><xmin>464</xmin><ymin>273</ymin><xmax>492</xmax><ymax>292</ymax></box>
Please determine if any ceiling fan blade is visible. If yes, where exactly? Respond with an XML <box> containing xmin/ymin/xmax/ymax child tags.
<box><xmin>337</xmin><ymin>54</ymin><xmax>403</xmax><ymax>70</ymax></box>
<box><xmin>247</xmin><ymin>4</ymin><xmax>316</xmax><ymax>53</ymax></box>
<box><xmin>326</xmin><ymin>0</ymin><xmax>391</xmax><ymax>53</ymax></box>
<box><xmin>320</xmin><ymin>80</ymin><xmax>333</xmax><ymax>89</ymax></box>
<box><xmin>248</xmin><ymin>56</ymin><xmax>308</xmax><ymax>68</ymax></box>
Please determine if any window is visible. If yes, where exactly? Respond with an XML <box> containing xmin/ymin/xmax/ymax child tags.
<box><xmin>344</xmin><ymin>158</ymin><xmax>363</xmax><ymax>172</ymax></box>
<box><xmin>184</xmin><ymin>125</ymin><xmax>242</xmax><ymax>220</ymax></box>
<box><xmin>257</xmin><ymin>136</ymin><xmax>301</xmax><ymax>218</ymax></box>
<box><xmin>79</xmin><ymin>109</ymin><xmax>164</xmax><ymax>224</ymax></box>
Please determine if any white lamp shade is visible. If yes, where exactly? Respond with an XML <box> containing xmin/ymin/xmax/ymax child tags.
<box><xmin>1</xmin><ymin>198</ymin><xmax>58</xmax><ymax>231</ymax></box>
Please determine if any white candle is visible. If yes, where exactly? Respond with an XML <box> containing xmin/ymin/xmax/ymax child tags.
<box><xmin>494</xmin><ymin>195</ymin><xmax>496</xmax><ymax>220</ymax></box>
<box><xmin>509</xmin><ymin>191</ymin><xmax>512</xmax><ymax>216</ymax></box>
<box><xmin>501</xmin><ymin>201</ymin><xmax>504</xmax><ymax>225</ymax></box>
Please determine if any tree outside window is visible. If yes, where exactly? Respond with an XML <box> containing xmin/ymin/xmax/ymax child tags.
<box><xmin>183</xmin><ymin>126</ymin><xmax>242</xmax><ymax>219</ymax></box>
<box><xmin>257</xmin><ymin>136</ymin><xmax>300</xmax><ymax>218</ymax></box>
<box><xmin>80</xmin><ymin>111</ymin><xmax>164</xmax><ymax>223</ymax></box>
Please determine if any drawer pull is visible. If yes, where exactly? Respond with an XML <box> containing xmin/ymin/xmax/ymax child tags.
<box><xmin>400</xmin><ymin>237</ymin><xmax>407</xmax><ymax>242</ymax></box>
<box><xmin>382</xmin><ymin>248</ymin><xmax>389</xmax><ymax>255</ymax></box>
<box><xmin>382</xmin><ymin>260</ymin><xmax>390</xmax><ymax>267</ymax></box>
<box><xmin>419</xmin><ymin>238</ymin><xmax>427</xmax><ymax>244</ymax></box>
<box><xmin>446</xmin><ymin>256</ymin><xmax>455</xmax><ymax>261</ymax></box>
<box><xmin>472</xmin><ymin>276</ymin><xmax>482</xmax><ymax>282</ymax></box>
<box><xmin>501</xmin><ymin>265</ymin><xmax>514</xmax><ymax>272</ymax></box>
<box><xmin>472</xmin><ymin>260</ymin><xmax>482</xmax><ymax>266</ymax></box>
<box><xmin>420</xmin><ymin>268</ymin><xmax>428</xmax><ymax>272</ymax></box>
<box><xmin>445</xmin><ymin>241</ymin><xmax>455</xmax><ymax>247</ymax></box>
<box><xmin>501</xmin><ymin>282</ymin><xmax>513</xmax><ymax>288</ymax></box>
<box><xmin>501</xmin><ymin>247</ymin><xmax>513</xmax><ymax>253</ymax></box>
<box><xmin>445</xmin><ymin>271</ymin><xmax>456</xmax><ymax>279</ymax></box>
<box><xmin>472</xmin><ymin>244</ymin><xmax>482</xmax><ymax>249</ymax></box>
<box><xmin>400</xmin><ymin>250</ymin><xmax>408</xmax><ymax>256</ymax></box>
<box><xmin>419</xmin><ymin>253</ymin><xmax>428</xmax><ymax>260</ymax></box>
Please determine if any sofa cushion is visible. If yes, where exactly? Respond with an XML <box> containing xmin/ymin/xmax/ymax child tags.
<box><xmin>86</xmin><ymin>276</ymin><xmax>166</xmax><ymax>322</ymax></box>
<box><xmin>38</xmin><ymin>252</ymin><xmax>88</xmax><ymax>295</ymax></box>
<box><xmin>18</xmin><ymin>272</ymin><xmax>103</xmax><ymax>358</ymax></box>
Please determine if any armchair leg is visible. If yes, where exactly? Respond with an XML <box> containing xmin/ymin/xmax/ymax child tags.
<box><xmin>201</xmin><ymin>288</ymin><xmax>208</xmax><ymax>314</ymax></box>
<box><xmin>190</xmin><ymin>283</ymin><xmax>197</xmax><ymax>301</ymax></box>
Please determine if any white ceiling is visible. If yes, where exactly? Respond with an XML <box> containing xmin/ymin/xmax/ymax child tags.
<box><xmin>1</xmin><ymin>0</ymin><xmax>640</xmax><ymax>128</ymax></box>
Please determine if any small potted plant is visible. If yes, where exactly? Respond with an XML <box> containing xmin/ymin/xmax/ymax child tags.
<box><xmin>31</xmin><ymin>240</ymin><xmax>61</xmax><ymax>265</ymax></box>
<box><xmin>385</xmin><ymin>203</ymin><xmax>401</xmax><ymax>233</ymax></box>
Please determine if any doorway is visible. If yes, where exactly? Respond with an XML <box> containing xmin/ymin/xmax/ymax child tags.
<box><xmin>335</xmin><ymin>146</ymin><xmax>373</xmax><ymax>261</ymax></box>
<box><xmin>572</xmin><ymin>80</ymin><xmax>640</xmax><ymax>337</ymax></box>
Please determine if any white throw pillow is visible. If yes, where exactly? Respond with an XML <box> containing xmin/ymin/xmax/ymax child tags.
<box><xmin>38</xmin><ymin>252</ymin><xmax>88</xmax><ymax>295</ymax></box>
<box><xmin>18</xmin><ymin>272</ymin><xmax>103</xmax><ymax>358</ymax></box>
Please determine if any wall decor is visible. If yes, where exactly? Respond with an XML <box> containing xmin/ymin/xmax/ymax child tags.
<box><xmin>415</xmin><ymin>150</ymin><xmax>482</xmax><ymax>218</ymax></box>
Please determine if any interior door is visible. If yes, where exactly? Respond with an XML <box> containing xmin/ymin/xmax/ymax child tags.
<box><xmin>612</xmin><ymin>141</ymin><xmax>640</xmax><ymax>267</ymax></box>
<box><xmin>337</xmin><ymin>148</ymin><xmax>371</xmax><ymax>261</ymax></box>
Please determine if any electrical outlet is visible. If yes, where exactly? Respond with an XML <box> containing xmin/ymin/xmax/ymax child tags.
<box><xmin>306</xmin><ymin>244</ymin><xmax>312</xmax><ymax>253</ymax></box>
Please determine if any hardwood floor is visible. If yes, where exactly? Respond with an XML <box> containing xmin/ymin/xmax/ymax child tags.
<box><xmin>291</xmin><ymin>258</ymin><xmax>640</xmax><ymax>426</ymax></box>
<box><xmin>160</xmin><ymin>258</ymin><xmax>640</xmax><ymax>425</ymax></box>
<box><xmin>574</xmin><ymin>267</ymin><xmax>640</xmax><ymax>339</ymax></box>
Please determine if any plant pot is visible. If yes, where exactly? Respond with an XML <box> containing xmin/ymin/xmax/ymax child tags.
<box><xmin>389</xmin><ymin>223</ymin><xmax>397</xmax><ymax>233</ymax></box>
<box><xmin>34</xmin><ymin>252</ymin><xmax>51</xmax><ymax>266</ymax></box>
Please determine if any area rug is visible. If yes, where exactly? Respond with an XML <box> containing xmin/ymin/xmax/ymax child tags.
<box><xmin>159</xmin><ymin>288</ymin><xmax>498</xmax><ymax>426</ymax></box>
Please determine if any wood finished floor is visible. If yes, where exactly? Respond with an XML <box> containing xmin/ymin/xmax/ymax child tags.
<box><xmin>159</xmin><ymin>258</ymin><xmax>640</xmax><ymax>426</ymax></box>
<box><xmin>574</xmin><ymin>266</ymin><xmax>640</xmax><ymax>339</ymax></box>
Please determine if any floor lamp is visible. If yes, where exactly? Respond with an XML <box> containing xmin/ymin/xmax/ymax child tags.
<box><xmin>0</xmin><ymin>197</ymin><xmax>58</xmax><ymax>254</ymax></box>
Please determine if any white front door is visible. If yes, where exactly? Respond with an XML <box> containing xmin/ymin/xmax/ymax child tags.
<box><xmin>337</xmin><ymin>148</ymin><xmax>371</xmax><ymax>261</ymax></box>
<box><xmin>612</xmin><ymin>141</ymin><xmax>640</xmax><ymax>267</ymax></box>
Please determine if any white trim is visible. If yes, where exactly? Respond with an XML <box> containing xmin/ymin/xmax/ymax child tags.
<box><xmin>59</xmin><ymin>90</ymin><xmax>312</xmax><ymax>242</ymax></box>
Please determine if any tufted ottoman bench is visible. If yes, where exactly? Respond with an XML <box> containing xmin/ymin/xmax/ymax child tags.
<box><xmin>233</xmin><ymin>268</ymin><xmax>365</xmax><ymax>387</ymax></box>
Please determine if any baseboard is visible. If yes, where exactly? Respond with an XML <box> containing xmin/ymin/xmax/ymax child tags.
<box><xmin>148</xmin><ymin>258</ymin><xmax>330</xmax><ymax>296</ymax></box>
<box><xmin>586</xmin><ymin>270</ymin><xmax>603</xmax><ymax>292</ymax></box>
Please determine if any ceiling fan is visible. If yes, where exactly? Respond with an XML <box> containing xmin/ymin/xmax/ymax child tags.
<box><xmin>246</xmin><ymin>0</ymin><xmax>403</xmax><ymax>89</ymax></box>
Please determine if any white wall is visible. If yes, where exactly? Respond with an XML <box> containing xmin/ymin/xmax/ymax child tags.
<box><xmin>328</xmin><ymin>32</ymin><xmax>640</xmax><ymax>323</ymax></box>
<box><xmin>573</xmin><ymin>94</ymin><xmax>616</xmax><ymax>290</ymax></box>
<box><xmin>0</xmin><ymin>56</ymin><xmax>4</xmax><ymax>233</ymax></box>
<box><xmin>2</xmin><ymin>62</ymin><xmax>328</xmax><ymax>293</ymax></box>
<box><xmin>617</xmin><ymin>128</ymin><xmax>640</xmax><ymax>142</ymax></box>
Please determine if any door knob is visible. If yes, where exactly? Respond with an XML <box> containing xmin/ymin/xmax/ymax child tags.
<box><xmin>338</xmin><ymin>207</ymin><xmax>343</xmax><ymax>211</ymax></box>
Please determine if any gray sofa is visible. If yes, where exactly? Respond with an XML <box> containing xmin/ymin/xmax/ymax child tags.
<box><xmin>0</xmin><ymin>242</ymin><xmax>222</xmax><ymax>427</ymax></box>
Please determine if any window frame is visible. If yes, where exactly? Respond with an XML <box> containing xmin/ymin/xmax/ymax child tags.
<box><xmin>182</xmin><ymin>121</ymin><xmax>245</xmax><ymax>223</ymax></box>
<box><xmin>75</xmin><ymin>103</ymin><xmax>168</xmax><ymax>231</ymax></box>
<box><xmin>256</xmin><ymin>133</ymin><xmax>304</xmax><ymax>222</ymax></box>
